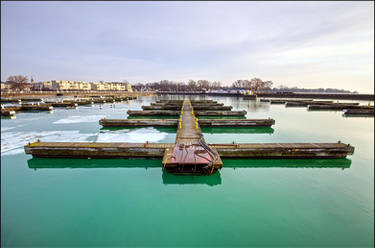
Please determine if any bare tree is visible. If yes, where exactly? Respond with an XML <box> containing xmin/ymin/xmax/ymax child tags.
<box><xmin>197</xmin><ymin>80</ymin><xmax>210</xmax><ymax>90</ymax></box>
<box><xmin>211</xmin><ymin>81</ymin><xmax>222</xmax><ymax>90</ymax></box>
<box><xmin>249</xmin><ymin>78</ymin><xmax>262</xmax><ymax>91</ymax></box>
<box><xmin>6</xmin><ymin>75</ymin><xmax>30</xmax><ymax>91</ymax></box>
<box><xmin>188</xmin><ymin>80</ymin><xmax>197</xmax><ymax>91</ymax></box>
<box><xmin>263</xmin><ymin>80</ymin><xmax>273</xmax><ymax>90</ymax></box>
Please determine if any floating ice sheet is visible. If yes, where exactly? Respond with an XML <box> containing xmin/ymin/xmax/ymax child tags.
<box><xmin>1</xmin><ymin>130</ymin><xmax>95</xmax><ymax>155</ymax></box>
<box><xmin>96</xmin><ymin>128</ymin><xmax>167</xmax><ymax>143</ymax></box>
<box><xmin>53</xmin><ymin>115</ymin><xmax>106</xmax><ymax>124</ymax></box>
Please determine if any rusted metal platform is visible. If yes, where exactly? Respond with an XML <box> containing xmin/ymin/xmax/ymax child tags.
<box><xmin>99</xmin><ymin>118</ymin><xmax>275</xmax><ymax>127</ymax></box>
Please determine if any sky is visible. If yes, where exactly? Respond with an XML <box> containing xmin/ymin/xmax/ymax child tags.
<box><xmin>1</xmin><ymin>1</ymin><xmax>374</xmax><ymax>93</ymax></box>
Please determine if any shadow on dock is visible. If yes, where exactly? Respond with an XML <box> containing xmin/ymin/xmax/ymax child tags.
<box><xmin>27</xmin><ymin>158</ymin><xmax>162</xmax><ymax>170</ymax></box>
<box><xmin>222</xmin><ymin>158</ymin><xmax>352</xmax><ymax>169</ymax></box>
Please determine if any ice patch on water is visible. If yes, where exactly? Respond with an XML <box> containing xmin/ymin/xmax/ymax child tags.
<box><xmin>1</xmin><ymin>130</ymin><xmax>95</xmax><ymax>155</ymax></box>
<box><xmin>96</xmin><ymin>128</ymin><xmax>167</xmax><ymax>143</ymax></box>
<box><xmin>1</xmin><ymin>127</ymin><xmax>15</xmax><ymax>131</ymax></box>
<box><xmin>3</xmin><ymin>148</ymin><xmax>24</xmax><ymax>156</ymax></box>
<box><xmin>53</xmin><ymin>115</ymin><xmax>106</xmax><ymax>124</ymax></box>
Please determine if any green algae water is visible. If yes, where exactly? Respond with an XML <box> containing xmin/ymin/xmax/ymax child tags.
<box><xmin>1</xmin><ymin>96</ymin><xmax>374</xmax><ymax>247</ymax></box>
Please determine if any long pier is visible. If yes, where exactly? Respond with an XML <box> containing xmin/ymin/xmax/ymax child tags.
<box><xmin>161</xmin><ymin>99</ymin><xmax>223</xmax><ymax>174</ymax></box>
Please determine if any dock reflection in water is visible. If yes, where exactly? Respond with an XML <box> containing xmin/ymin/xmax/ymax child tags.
<box><xmin>162</xmin><ymin>171</ymin><xmax>222</xmax><ymax>186</ymax></box>
<box><xmin>222</xmin><ymin>158</ymin><xmax>352</xmax><ymax>169</ymax></box>
<box><xmin>100</xmin><ymin>126</ymin><xmax>177</xmax><ymax>134</ymax></box>
<box><xmin>27</xmin><ymin>158</ymin><xmax>351</xmax><ymax>187</ymax></box>
<box><xmin>27</xmin><ymin>158</ymin><xmax>162</xmax><ymax>170</ymax></box>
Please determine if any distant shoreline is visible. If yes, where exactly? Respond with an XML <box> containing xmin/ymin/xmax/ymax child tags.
<box><xmin>157</xmin><ymin>91</ymin><xmax>375</xmax><ymax>101</ymax></box>
<box><xmin>1</xmin><ymin>91</ymin><xmax>373</xmax><ymax>101</ymax></box>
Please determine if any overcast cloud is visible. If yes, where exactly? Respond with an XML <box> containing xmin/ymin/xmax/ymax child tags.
<box><xmin>1</xmin><ymin>1</ymin><xmax>373</xmax><ymax>92</ymax></box>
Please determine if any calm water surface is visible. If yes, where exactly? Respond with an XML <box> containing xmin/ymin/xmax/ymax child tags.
<box><xmin>1</xmin><ymin>96</ymin><xmax>374</xmax><ymax>247</ymax></box>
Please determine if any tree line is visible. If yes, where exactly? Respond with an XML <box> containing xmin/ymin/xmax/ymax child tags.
<box><xmin>132</xmin><ymin>78</ymin><xmax>275</xmax><ymax>91</ymax></box>
<box><xmin>2</xmin><ymin>74</ymin><xmax>357</xmax><ymax>93</ymax></box>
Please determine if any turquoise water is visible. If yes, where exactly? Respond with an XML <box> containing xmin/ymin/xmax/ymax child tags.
<box><xmin>1</xmin><ymin>96</ymin><xmax>374</xmax><ymax>247</ymax></box>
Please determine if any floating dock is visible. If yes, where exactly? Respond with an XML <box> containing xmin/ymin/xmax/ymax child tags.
<box><xmin>99</xmin><ymin>118</ymin><xmax>275</xmax><ymax>127</ymax></box>
<box><xmin>1</xmin><ymin>98</ymin><xmax>21</xmax><ymax>103</ymax></box>
<box><xmin>151</xmin><ymin>102</ymin><xmax>224</xmax><ymax>106</ymax></box>
<box><xmin>308</xmin><ymin>104</ymin><xmax>371</xmax><ymax>111</ymax></box>
<box><xmin>20</xmin><ymin>104</ymin><xmax>53</xmax><ymax>111</ymax></box>
<box><xmin>1</xmin><ymin>109</ymin><xmax>16</xmax><ymax>116</ymax></box>
<box><xmin>142</xmin><ymin>105</ymin><xmax>232</xmax><ymax>111</ymax></box>
<box><xmin>1</xmin><ymin>98</ymin><xmax>43</xmax><ymax>103</ymax></box>
<box><xmin>343</xmin><ymin>108</ymin><xmax>374</xmax><ymax>116</ymax></box>
<box><xmin>24</xmin><ymin>142</ymin><xmax>354</xmax><ymax>159</ymax></box>
<box><xmin>284</xmin><ymin>100</ymin><xmax>334</xmax><ymax>107</ymax></box>
<box><xmin>46</xmin><ymin>102</ymin><xmax>78</xmax><ymax>108</ymax></box>
<box><xmin>25</xmin><ymin>98</ymin><xmax>355</xmax><ymax>175</ymax></box>
<box><xmin>127</xmin><ymin>110</ymin><xmax>247</xmax><ymax>116</ymax></box>
<box><xmin>63</xmin><ymin>100</ymin><xmax>94</xmax><ymax>106</ymax></box>
<box><xmin>243</xmin><ymin>95</ymin><xmax>257</xmax><ymax>100</ymax></box>
<box><xmin>1</xmin><ymin>104</ymin><xmax>53</xmax><ymax>115</ymax></box>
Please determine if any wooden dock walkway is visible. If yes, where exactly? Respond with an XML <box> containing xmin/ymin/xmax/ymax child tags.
<box><xmin>161</xmin><ymin>99</ymin><xmax>223</xmax><ymax>174</ymax></box>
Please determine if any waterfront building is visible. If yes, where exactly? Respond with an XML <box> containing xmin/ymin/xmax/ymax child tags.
<box><xmin>32</xmin><ymin>80</ymin><xmax>132</xmax><ymax>91</ymax></box>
